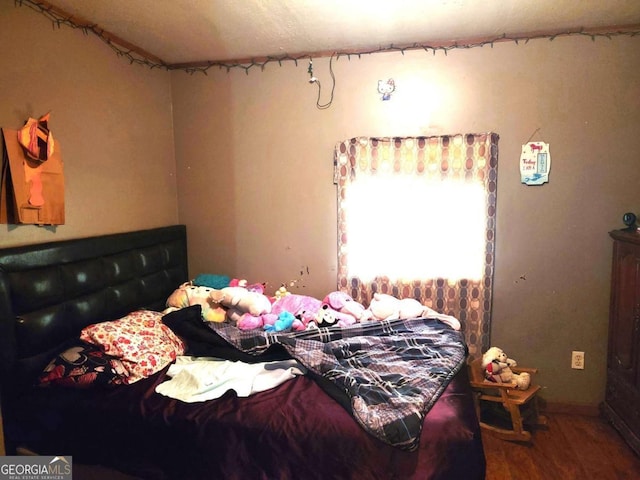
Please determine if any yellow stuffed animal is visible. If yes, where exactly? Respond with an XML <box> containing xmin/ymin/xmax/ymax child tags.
<box><xmin>165</xmin><ymin>282</ymin><xmax>226</xmax><ymax>322</ymax></box>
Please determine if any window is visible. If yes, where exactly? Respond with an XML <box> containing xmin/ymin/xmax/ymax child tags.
<box><xmin>334</xmin><ymin>134</ymin><xmax>498</xmax><ymax>357</ymax></box>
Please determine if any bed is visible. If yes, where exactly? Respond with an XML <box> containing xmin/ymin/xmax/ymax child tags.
<box><xmin>0</xmin><ymin>225</ymin><xmax>486</xmax><ymax>479</ymax></box>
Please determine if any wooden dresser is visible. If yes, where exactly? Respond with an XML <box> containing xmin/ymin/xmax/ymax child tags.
<box><xmin>603</xmin><ymin>229</ymin><xmax>640</xmax><ymax>456</ymax></box>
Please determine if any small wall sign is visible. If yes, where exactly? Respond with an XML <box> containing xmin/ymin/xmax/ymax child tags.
<box><xmin>520</xmin><ymin>142</ymin><xmax>551</xmax><ymax>185</ymax></box>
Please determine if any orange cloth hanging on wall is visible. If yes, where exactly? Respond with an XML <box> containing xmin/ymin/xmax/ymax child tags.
<box><xmin>1</xmin><ymin>128</ymin><xmax>65</xmax><ymax>225</ymax></box>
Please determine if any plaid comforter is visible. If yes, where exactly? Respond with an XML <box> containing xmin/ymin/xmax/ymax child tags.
<box><xmin>209</xmin><ymin>317</ymin><xmax>467</xmax><ymax>451</ymax></box>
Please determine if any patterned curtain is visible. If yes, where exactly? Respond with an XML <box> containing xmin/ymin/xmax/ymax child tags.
<box><xmin>334</xmin><ymin>133</ymin><xmax>499</xmax><ymax>358</ymax></box>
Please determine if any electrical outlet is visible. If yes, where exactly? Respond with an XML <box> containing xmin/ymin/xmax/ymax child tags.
<box><xmin>571</xmin><ymin>351</ymin><xmax>585</xmax><ymax>370</ymax></box>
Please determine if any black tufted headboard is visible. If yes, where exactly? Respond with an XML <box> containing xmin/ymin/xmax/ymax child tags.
<box><xmin>0</xmin><ymin>225</ymin><xmax>188</xmax><ymax>390</ymax></box>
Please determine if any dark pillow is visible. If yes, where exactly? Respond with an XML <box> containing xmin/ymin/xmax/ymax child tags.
<box><xmin>38</xmin><ymin>341</ymin><xmax>126</xmax><ymax>388</ymax></box>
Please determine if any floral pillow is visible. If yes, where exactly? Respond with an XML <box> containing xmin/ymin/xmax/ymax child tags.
<box><xmin>39</xmin><ymin>341</ymin><xmax>126</xmax><ymax>388</ymax></box>
<box><xmin>80</xmin><ymin>310</ymin><xmax>186</xmax><ymax>384</ymax></box>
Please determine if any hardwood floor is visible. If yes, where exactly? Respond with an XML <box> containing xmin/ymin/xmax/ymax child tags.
<box><xmin>483</xmin><ymin>413</ymin><xmax>640</xmax><ymax>480</ymax></box>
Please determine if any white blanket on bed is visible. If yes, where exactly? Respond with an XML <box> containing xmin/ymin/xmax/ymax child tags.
<box><xmin>155</xmin><ymin>356</ymin><xmax>306</xmax><ymax>403</ymax></box>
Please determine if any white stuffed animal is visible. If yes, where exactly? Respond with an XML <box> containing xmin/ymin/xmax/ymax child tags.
<box><xmin>482</xmin><ymin>346</ymin><xmax>530</xmax><ymax>390</ymax></box>
<box><xmin>216</xmin><ymin>286</ymin><xmax>272</xmax><ymax>316</ymax></box>
<box><xmin>368</xmin><ymin>293</ymin><xmax>427</xmax><ymax>321</ymax></box>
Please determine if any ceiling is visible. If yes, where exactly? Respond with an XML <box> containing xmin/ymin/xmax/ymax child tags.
<box><xmin>37</xmin><ymin>0</ymin><xmax>640</xmax><ymax>65</ymax></box>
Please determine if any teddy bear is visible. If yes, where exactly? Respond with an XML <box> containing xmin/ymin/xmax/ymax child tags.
<box><xmin>165</xmin><ymin>282</ymin><xmax>226</xmax><ymax>323</ymax></box>
<box><xmin>367</xmin><ymin>293</ymin><xmax>427</xmax><ymax>321</ymax></box>
<box><xmin>482</xmin><ymin>346</ymin><xmax>530</xmax><ymax>390</ymax></box>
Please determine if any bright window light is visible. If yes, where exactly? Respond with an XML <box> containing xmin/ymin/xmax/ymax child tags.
<box><xmin>345</xmin><ymin>176</ymin><xmax>486</xmax><ymax>281</ymax></box>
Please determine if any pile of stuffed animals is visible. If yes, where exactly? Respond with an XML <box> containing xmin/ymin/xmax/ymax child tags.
<box><xmin>163</xmin><ymin>273</ymin><xmax>460</xmax><ymax>333</ymax></box>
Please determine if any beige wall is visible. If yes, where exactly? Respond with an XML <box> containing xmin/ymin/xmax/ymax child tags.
<box><xmin>0</xmin><ymin>2</ymin><xmax>178</xmax><ymax>247</ymax></box>
<box><xmin>172</xmin><ymin>35</ymin><xmax>640</xmax><ymax>406</ymax></box>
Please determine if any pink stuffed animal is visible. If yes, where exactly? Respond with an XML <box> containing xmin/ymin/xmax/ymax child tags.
<box><xmin>323</xmin><ymin>291</ymin><xmax>372</xmax><ymax>323</ymax></box>
<box><xmin>272</xmin><ymin>294</ymin><xmax>322</xmax><ymax>328</ymax></box>
<box><xmin>236</xmin><ymin>312</ymin><xmax>278</xmax><ymax>330</ymax></box>
<box><xmin>229</xmin><ymin>278</ymin><xmax>265</xmax><ymax>294</ymax></box>
<box><xmin>234</xmin><ymin>294</ymin><xmax>319</xmax><ymax>331</ymax></box>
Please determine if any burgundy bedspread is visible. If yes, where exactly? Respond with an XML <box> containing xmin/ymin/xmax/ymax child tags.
<box><xmin>8</xmin><ymin>364</ymin><xmax>485</xmax><ymax>479</ymax></box>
